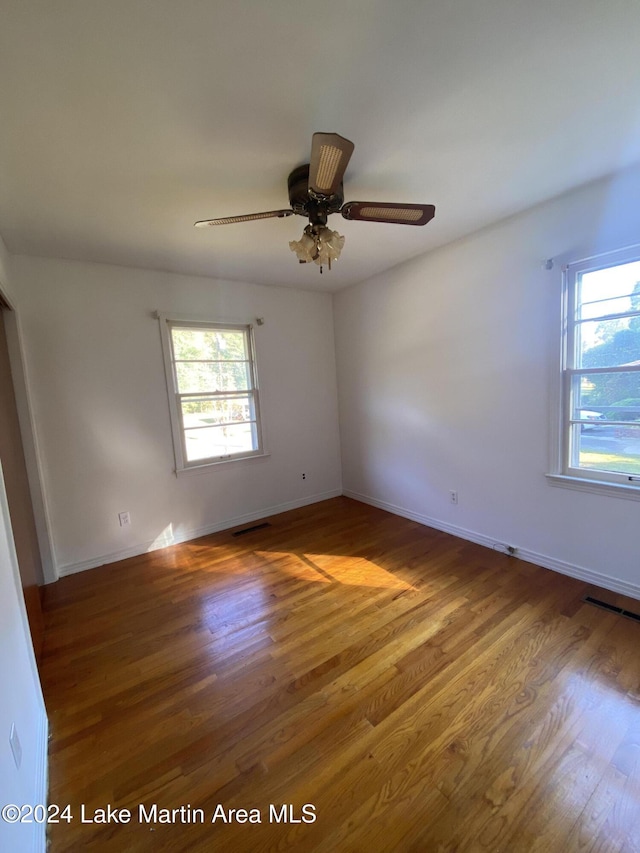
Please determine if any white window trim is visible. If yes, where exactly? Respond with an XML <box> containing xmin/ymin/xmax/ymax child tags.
<box><xmin>158</xmin><ymin>312</ymin><xmax>269</xmax><ymax>474</ymax></box>
<box><xmin>548</xmin><ymin>244</ymin><xmax>640</xmax><ymax>500</ymax></box>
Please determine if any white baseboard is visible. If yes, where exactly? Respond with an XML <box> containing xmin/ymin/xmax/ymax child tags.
<box><xmin>57</xmin><ymin>489</ymin><xmax>342</xmax><ymax>577</ymax></box>
<box><xmin>56</xmin><ymin>486</ymin><xmax>640</xmax><ymax>603</ymax></box>
<box><xmin>344</xmin><ymin>489</ymin><xmax>640</xmax><ymax>602</ymax></box>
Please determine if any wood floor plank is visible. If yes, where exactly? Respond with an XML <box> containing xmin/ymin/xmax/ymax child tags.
<box><xmin>40</xmin><ymin>496</ymin><xmax>640</xmax><ymax>852</ymax></box>
<box><xmin>419</xmin><ymin>619</ymin><xmax>630</xmax><ymax>851</ymax></box>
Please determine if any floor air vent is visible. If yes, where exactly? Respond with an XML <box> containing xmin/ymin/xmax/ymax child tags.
<box><xmin>232</xmin><ymin>522</ymin><xmax>271</xmax><ymax>537</ymax></box>
<box><xmin>583</xmin><ymin>595</ymin><xmax>640</xmax><ymax>623</ymax></box>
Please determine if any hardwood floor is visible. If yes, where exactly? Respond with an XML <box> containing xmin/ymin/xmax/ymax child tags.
<box><xmin>41</xmin><ymin>497</ymin><xmax>640</xmax><ymax>852</ymax></box>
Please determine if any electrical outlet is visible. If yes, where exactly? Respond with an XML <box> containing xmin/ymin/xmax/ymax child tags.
<box><xmin>301</xmin><ymin>473</ymin><xmax>306</xmax><ymax>480</ymax></box>
<box><xmin>118</xmin><ymin>511</ymin><xmax>131</xmax><ymax>527</ymax></box>
<box><xmin>493</xmin><ymin>543</ymin><xmax>517</xmax><ymax>556</ymax></box>
<box><xmin>9</xmin><ymin>723</ymin><xmax>22</xmax><ymax>770</ymax></box>
<box><xmin>449</xmin><ymin>490</ymin><xmax>458</xmax><ymax>505</ymax></box>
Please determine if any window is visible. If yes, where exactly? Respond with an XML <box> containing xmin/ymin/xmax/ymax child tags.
<box><xmin>559</xmin><ymin>249</ymin><xmax>640</xmax><ymax>490</ymax></box>
<box><xmin>159</xmin><ymin>317</ymin><xmax>264</xmax><ymax>470</ymax></box>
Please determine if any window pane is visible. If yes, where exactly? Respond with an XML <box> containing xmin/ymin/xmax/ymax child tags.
<box><xmin>577</xmin><ymin>317</ymin><xmax>640</xmax><ymax>368</ymax></box>
<box><xmin>171</xmin><ymin>327</ymin><xmax>247</xmax><ymax>361</ymax></box>
<box><xmin>184</xmin><ymin>423</ymin><xmax>255</xmax><ymax>462</ymax></box>
<box><xmin>579</xmin><ymin>260</ymin><xmax>640</xmax><ymax>304</ymax></box>
<box><xmin>574</xmin><ymin>423</ymin><xmax>640</xmax><ymax>476</ymax></box>
<box><xmin>181</xmin><ymin>396</ymin><xmax>252</xmax><ymax>428</ymax></box>
<box><xmin>573</xmin><ymin>371</ymin><xmax>640</xmax><ymax>423</ymax></box>
<box><xmin>175</xmin><ymin>361</ymin><xmax>250</xmax><ymax>393</ymax></box>
<box><xmin>579</xmin><ymin>294</ymin><xmax>635</xmax><ymax>321</ymax></box>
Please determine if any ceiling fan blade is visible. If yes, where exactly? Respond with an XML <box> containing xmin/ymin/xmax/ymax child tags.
<box><xmin>308</xmin><ymin>132</ymin><xmax>355</xmax><ymax>197</ymax></box>
<box><xmin>341</xmin><ymin>202</ymin><xmax>435</xmax><ymax>226</ymax></box>
<box><xmin>194</xmin><ymin>209</ymin><xmax>293</xmax><ymax>227</ymax></box>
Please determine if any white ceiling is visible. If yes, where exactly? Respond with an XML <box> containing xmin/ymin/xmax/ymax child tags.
<box><xmin>1</xmin><ymin>1</ymin><xmax>640</xmax><ymax>292</ymax></box>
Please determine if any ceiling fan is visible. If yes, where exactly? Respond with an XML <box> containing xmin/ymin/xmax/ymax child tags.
<box><xmin>195</xmin><ymin>132</ymin><xmax>435</xmax><ymax>272</ymax></box>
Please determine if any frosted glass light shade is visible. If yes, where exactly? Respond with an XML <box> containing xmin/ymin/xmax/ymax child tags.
<box><xmin>289</xmin><ymin>225</ymin><xmax>345</xmax><ymax>268</ymax></box>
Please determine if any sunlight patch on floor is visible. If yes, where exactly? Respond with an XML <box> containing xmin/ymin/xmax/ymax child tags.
<box><xmin>303</xmin><ymin>553</ymin><xmax>415</xmax><ymax>590</ymax></box>
<box><xmin>253</xmin><ymin>550</ymin><xmax>333</xmax><ymax>583</ymax></box>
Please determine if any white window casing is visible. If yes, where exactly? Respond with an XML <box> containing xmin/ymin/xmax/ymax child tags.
<box><xmin>158</xmin><ymin>314</ymin><xmax>267</xmax><ymax>473</ymax></box>
<box><xmin>547</xmin><ymin>245</ymin><xmax>640</xmax><ymax>499</ymax></box>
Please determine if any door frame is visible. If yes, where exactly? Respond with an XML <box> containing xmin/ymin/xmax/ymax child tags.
<box><xmin>0</xmin><ymin>282</ymin><xmax>57</xmax><ymax>584</ymax></box>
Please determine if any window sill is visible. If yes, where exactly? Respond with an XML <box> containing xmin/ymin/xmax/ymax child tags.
<box><xmin>546</xmin><ymin>473</ymin><xmax>640</xmax><ymax>501</ymax></box>
<box><xmin>175</xmin><ymin>451</ymin><xmax>271</xmax><ymax>476</ymax></box>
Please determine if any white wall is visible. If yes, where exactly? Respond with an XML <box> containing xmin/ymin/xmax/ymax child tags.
<box><xmin>0</xmin><ymin>465</ymin><xmax>47</xmax><ymax>853</ymax></box>
<box><xmin>12</xmin><ymin>256</ymin><xmax>342</xmax><ymax>576</ymax></box>
<box><xmin>0</xmin><ymin>462</ymin><xmax>47</xmax><ymax>853</ymax></box>
<box><xmin>334</xmin><ymin>164</ymin><xmax>640</xmax><ymax>598</ymax></box>
<box><xmin>0</xmin><ymin>244</ymin><xmax>48</xmax><ymax>853</ymax></box>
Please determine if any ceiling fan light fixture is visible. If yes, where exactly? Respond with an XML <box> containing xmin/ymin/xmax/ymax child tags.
<box><xmin>289</xmin><ymin>224</ymin><xmax>345</xmax><ymax>270</ymax></box>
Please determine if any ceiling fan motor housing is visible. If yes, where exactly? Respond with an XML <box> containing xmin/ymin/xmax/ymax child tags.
<box><xmin>288</xmin><ymin>164</ymin><xmax>344</xmax><ymax>227</ymax></box>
